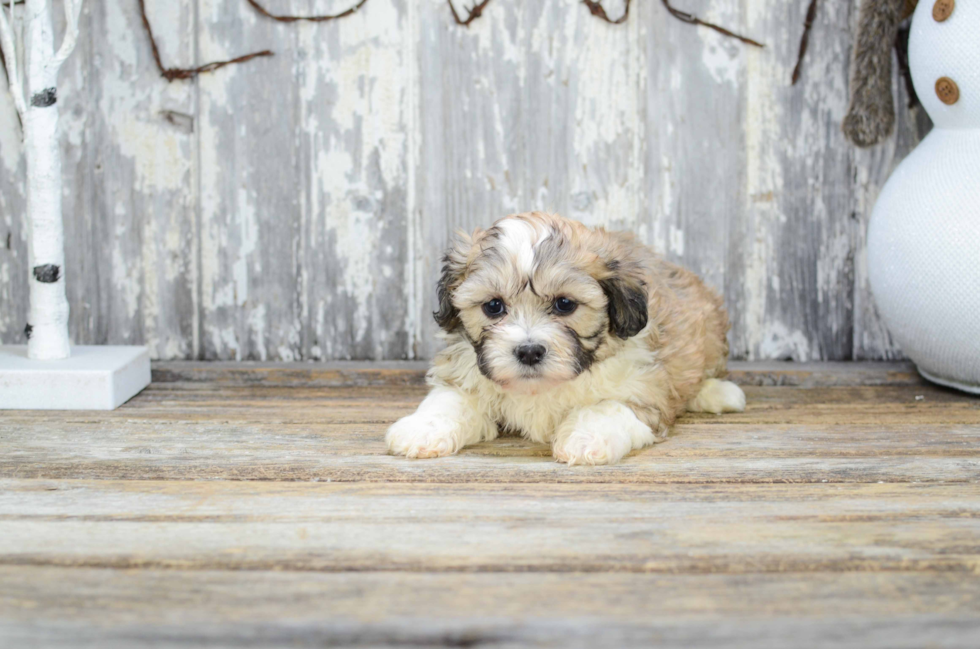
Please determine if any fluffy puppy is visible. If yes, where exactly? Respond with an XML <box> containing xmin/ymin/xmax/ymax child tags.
<box><xmin>387</xmin><ymin>212</ymin><xmax>745</xmax><ymax>465</ymax></box>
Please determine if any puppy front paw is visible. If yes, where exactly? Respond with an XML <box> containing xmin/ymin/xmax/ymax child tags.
<box><xmin>552</xmin><ymin>401</ymin><xmax>655</xmax><ymax>466</ymax></box>
<box><xmin>385</xmin><ymin>413</ymin><xmax>465</xmax><ymax>459</ymax></box>
<box><xmin>553</xmin><ymin>431</ymin><xmax>622</xmax><ymax>466</ymax></box>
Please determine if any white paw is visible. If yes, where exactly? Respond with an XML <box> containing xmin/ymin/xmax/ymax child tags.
<box><xmin>553</xmin><ymin>431</ymin><xmax>622</xmax><ymax>465</ymax></box>
<box><xmin>552</xmin><ymin>402</ymin><xmax>655</xmax><ymax>466</ymax></box>
<box><xmin>688</xmin><ymin>378</ymin><xmax>746</xmax><ymax>414</ymax></box>
<box><xmin>385</xmin><ymin>413</ymin><xmax>463</xmax><ymax>459</ymax></box>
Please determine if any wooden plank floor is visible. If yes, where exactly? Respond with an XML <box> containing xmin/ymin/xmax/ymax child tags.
<box><xmin>2</xmin><ymin>362</ymin><xmax>979</xmax><ymax>648</ymax></box>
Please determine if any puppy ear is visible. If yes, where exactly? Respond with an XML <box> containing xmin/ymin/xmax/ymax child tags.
<box><xmin>599</xmin><ymin>274</ymin><xmax>648</xmax><ymax>339</ymax></box>
<box><xmin>595</xmin><ymin>233</ymin><xmax>649</xmax><ymax>340</ymax></box>
<box><xmin>433</xmin><ymin>230</ymin><xmax>478</xmax><ymax>332</ymax></box>
<box><xmin>434</xmin><ymin>268</ymin><xmax>461</xmax><ymax>332</ymax></box>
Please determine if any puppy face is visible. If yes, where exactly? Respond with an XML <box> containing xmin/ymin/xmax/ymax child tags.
<box><xmin>435</xmin><ymin>213</ymin><xmax>648</xmax><ymax>391</ymax></box>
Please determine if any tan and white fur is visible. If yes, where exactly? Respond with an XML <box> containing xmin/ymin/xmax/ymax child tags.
<box><xmin>387</xmin><ymin>212</ymin><xmax>745</xmax><ymax>465</ymax></box>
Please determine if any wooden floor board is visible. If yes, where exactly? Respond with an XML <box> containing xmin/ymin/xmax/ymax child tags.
<box><xmin>1</xmin><ymin>363</ymin><xmax>978</xmax><ymax>647</ymax></box>
<box><xmin>3</xmin><ymin>568</ymin><xmax>980</xmax><ymax>648</ymax></box>
<box><xmin>1</xmin><ymin>480</ymin><xmax>979</xmax><ymax>574</ymax></box>
<box><xmin>149</xmin><ymin>361</ymin><xmax>926</xmax><ymax>389</ymax></box>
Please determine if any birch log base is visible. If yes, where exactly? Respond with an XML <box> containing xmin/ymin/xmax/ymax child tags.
<box><xmin>0</xmin><ymin>345</ymin><xmax>150</xmax><ymax>410</ymax></box>
<box><xmin>1</xmin><ymin>362</ymin><xmax>979</xmax><ymax>648</ymax></box>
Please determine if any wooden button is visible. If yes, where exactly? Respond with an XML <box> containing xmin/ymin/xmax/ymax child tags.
<box><xmin>935</xmin><ymin>77</ymin><xmax>960</xmax><ymax>105</ymax></box>
<box><xmin>933</xmin><ymin>0</ymin><xmax>955</xmax><ymax>21</ymax></box>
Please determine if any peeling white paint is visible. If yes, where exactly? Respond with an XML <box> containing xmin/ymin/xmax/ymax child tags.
<box><xmin>472</xmin><ymin>0</ymin><xmax>522</xmax><ymax>79</ymax></box>
<box><xmin>668</xmin><ymin>224</ymin><xmax>685</xmax><ymax>257</ymax></box>
<box><xmin>817</xmin><ymin>224</ymin><xmax>850</xmax><ymax>306</ymax></box>
<box><xmin>404</xmin><ymin>0</ymin><xmax>421</xmax><ymax>359</ymax></box>
<box><xmin>699</xmin><ymin>0</ymin><xmax>741</xmax><ymax>86</ymax></box>
<box><xmin>759</xmin><ymin>321</ymin><xmax>812</xmax><ymax>361</ymax></box>
<box><xmin>247</xmin><ymin>303</ymin><xmax>267</xmax><ymax>361</ymax></box>
<box><xmin>700</xmin><ymin>40</ymin><xmax>740</xmax><ymax>87</ymax></box>
<box><xmin>0</xmin><ymin>260</ymin><xmax>10</xmax><ymax>335</ymax></box>
<box><xmin>233</xmin><ymin>183</ymin><xmax>257</xmax><ymax>306</ymax></box>
<box><xmin>566</xmin><ymin>0</ymin><xmax>637</xmax><ymax>228</ymax></box>
<box><xmin>111</xmin><ymin>223</ymin><xmax>141</xmax><ymax>321</ymax></box>
<box><xmin>660</xmin><ymin>154</ymin><xmax>673</xmax><ymax>218</ymax></box>
<box><xmin>276</xmin><ymin>321</ymin><xmax>300</xmax><ymax>362</ymax></box>
<box><xmin>741</xmin><ymin>0</ymin><xmax>789</xmax><ymax>359</ymax></box>
<box><xmin>141</xmin><ymin>210</ymin><xmax>159</xmax><ymax>351</ymax></box>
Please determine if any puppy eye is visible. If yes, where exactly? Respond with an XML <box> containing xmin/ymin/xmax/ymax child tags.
<box><xmin>482</xmin><ymin>299</ymin><xmax>506</xmax><ymax>318</ymax></box>
<box><xmin>553</xmin><ymin>297</ymin><xmax>577</xmax><ymax>315</ymax></box>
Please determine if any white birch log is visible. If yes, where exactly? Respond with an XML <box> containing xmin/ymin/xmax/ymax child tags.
<box><xmin>0</xmin><ymin>0</ymin><xmax>82</xmax><ymax>360</ymax></box>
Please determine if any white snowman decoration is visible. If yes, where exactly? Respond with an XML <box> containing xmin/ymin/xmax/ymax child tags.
<box><xmin>867</xmin><ymin>0</ymin><xmax>980</xmax><ymax>393</ymax></box>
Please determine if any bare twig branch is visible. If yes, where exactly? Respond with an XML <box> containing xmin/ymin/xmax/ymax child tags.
<box><xmin>791</xmin><ymin>0</ymin><xmax>818</xmax><ymax>84</ymax></box>
<box><xmin>176</xmin><ymin>50</ymin><xmax>275</xmax><ymax>79</ymax></box>
<box><xmin>582</xmin><ymin>0</ymin><xmax>630</xmax><ymax>24</ymax></box>
<box><xmin>447</xmin><ymin>0</ymin><xmax>763</xmax><ymax>49</ymax></box>
<box><xmin>50</xmin><ymin>0</ymin><xmax>84</xmax><ymax>72</ymax></box>
<box><xmin>662</xmin><ymin>0</ymin><xmax>764</xmax><ymax>48</ymax></box>
<box><xmin>0</xmin><ymin>0</ymin><xmax>26</xmax><ymax>117</ymax></box>
<box><xmin>0</xmin><ymin>35</ymin><xmax>8</xmax><ymax>85</ymax></box>
<box><xmin>138</xmin><ymin>0</ymin><xmax>273</xmax><ymax>81</ymax></box>
<box><xmin>0</xmin><ymin>7</ymin><xmax>9</xmax><ymax>84</ymax></box>
<box><xmin>244</xmin><ymin>0</ymin><xmax>370</xmax><ymax>23</ymax></box>
<box><xmin>447</xmin><ymin>0</ymin><xmax>493</xmax><ymax>26</ymax></box>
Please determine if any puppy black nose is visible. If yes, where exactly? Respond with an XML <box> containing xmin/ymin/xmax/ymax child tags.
<box><xmin>515</xmin><ymin>343</ymin><xmax>547</xmax><ymax>367</ymax></box>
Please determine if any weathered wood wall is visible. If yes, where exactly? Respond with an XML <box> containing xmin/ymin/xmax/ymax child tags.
<box><xmin>0</xmin><ymin>0</ymin><xmax>929</xmax><ymax>361</ymax></box>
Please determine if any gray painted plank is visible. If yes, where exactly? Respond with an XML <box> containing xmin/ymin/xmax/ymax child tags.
<box><xmin>145</xmin><ymin>359</ymin><xmax>924</xmax><ymax>387</ymax></box>
<box><xmin>3</xmin><ymin>378</ymin><xmax>978</xmax><ymax>484</ymax></box>
<box><xmin>0</xmin><ymin>0</ymin><xmax>929</xmax><ymax>361</ymax></box>
<box><xmin>416</xmin><ymin>0</ymin><xmax>527</xmax><ymax>357</ymax></box>
<box><xmin>640</xmin><ymin>0</ymin><xmax>743</xmax><ymax>330</ymax></box>
<box><xmin>2</xmin><ymin>480</ymin><xmax>979</xmax><ymax>572</ymax></box>
<box><xmin>521</xmin><ymin>0</ymin><xmax>640</xmax><ymax>231</ymax></box>
<box><xmin>74</xmin><ymin>0</ymin><xmax>198</xmax><ymax>358</ymax></box>
<box><xmin>197</xmin><ymin>0</ymin><xmax>413</xmax><ymax>361</ymax></box>
<box><xmin>196</xmin><ymin>0</ymin><xmax>301</xmax><ymax>361</ymax></box>
<box><xmin>726</xmin><ymin>0</ymin><xmax>853</xmax><ymax>361</ymax></box>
